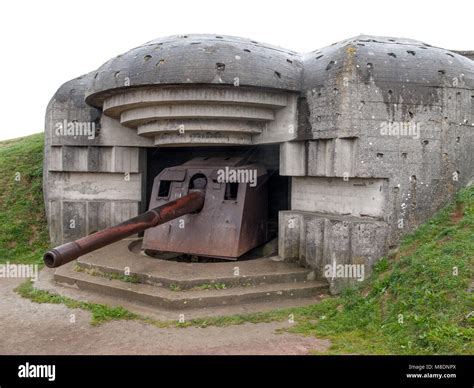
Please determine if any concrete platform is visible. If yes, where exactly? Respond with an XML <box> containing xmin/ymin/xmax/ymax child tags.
<box><xmin>74</xmin><ymin>239</ymin><xmax>314</xmax><ymax>289</ymax></box>
<box><xmin>39</xmin><ymin>238</ymin><xmax>329</xmax><ymax>319</ymax></box>
<box><xmin>55</xmin><ymin>262</ymin><xmax>327</xmax><ymax>310</ymax></box>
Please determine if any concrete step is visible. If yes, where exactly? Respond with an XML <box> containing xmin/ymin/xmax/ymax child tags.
<box><xmin>75</xmin><ymin>240</ymin><xmax>314</xmax><ymax>289</ymax></box>
<box><xmin>77</xmin><ymin>260</ymin><xmax>313</xmax><ymax>290</ymax></box>
<box><xmin>54</xmin><ymin>262</ymin><xmax>328</xmax><ymax>310</ymax></box>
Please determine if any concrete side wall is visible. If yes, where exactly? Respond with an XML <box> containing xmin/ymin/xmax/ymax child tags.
<box><xmin>48</xmin><ymin>146</ymin><xmax>140</xmax><ymax>172</ymax></box>
<box><xmin>279</xmin><ymin>211</ymin><xmax>388</xmax><ymax>293</ymax></box>
<box><xmin>291</xmin><ymin>177</ymin><xmax>388</xmax><ymax>219</ymax></box>
<box><xmin>44</xmin><ymin>73</ymin><xmax>149</xmax><ymax>246</ymax></box>
<box><xmin>278</xmin><ymin>38</ymin><xmax>473</xmax><ymax>292</ymax></box>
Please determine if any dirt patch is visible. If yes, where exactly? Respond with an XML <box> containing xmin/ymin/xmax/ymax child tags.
<box><xmin>437</xmin><ymin>236</ymin><xmax>453</xmax><ymax>246</ymax></box>
<box><xmin>450</xmin><ymin>202</ymin><xmax>465</xmax><ymax>224</ymax></box>
<box><xmin>392</xmin><ymin>241</ymin><xmax>420</xmax><ymax>263</ymax></box>
<box><xmin>0</xmin><ymin>278</ymin><xmax>331</xmax><ymax>355</ymax></box>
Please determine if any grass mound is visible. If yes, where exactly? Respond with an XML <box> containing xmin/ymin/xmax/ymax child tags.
<box><xmin>0</xmin><ymin>134</ymin><xmax>49</xmax><ymax>264</ymax></box>
<box><xmin>286</xmin><ymin>185</ymin><xmax>473</xmax><ymax>354</ymax></box>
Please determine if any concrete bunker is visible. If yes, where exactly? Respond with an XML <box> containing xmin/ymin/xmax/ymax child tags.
<box><xmin>43</xmin><ymin>34</ymin><xmax>473</xmax><ymax>301</ymax></box>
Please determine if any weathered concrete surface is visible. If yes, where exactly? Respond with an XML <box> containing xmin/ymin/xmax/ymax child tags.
<box><xmin>278</xmin><ymin>35</ymin><xmax>473</xmax><ymax>291</ymax></box>
<box><xmin>43</xmin><ymin>34</ymin><xmax>474</xmax><ymax>294</ymax></box>
<box><xmin>54</xmin><ymin>263</ymin><xmax>327</xmax><ymax>310</ymax></box>
<box><xmin>85</xmin><ymin>34</ymin><xmax>303</xmax><ymax>106</ymax></box>
<box><xmin>0</xmin><ymin>278</ymin><xmax>330</xmax><ymax>355</ymax></box>
<box><xmin>279</xmin><ymin>211</ymin><xmax>388</xmax><ymax>293</ymax></box>
<box><xmin>290</xmin><ymin>177</ymin><xmax>387</xmax><ymax>218</ymax></box>
<box><xmin>75</xmin><ymin>239</ymin><xmax>314</xmax><ymax>289</ymax></box>
<box><xmin>39</xmin><ymin>239</ymin><xmax>328</xmax><ymax>312</ymax></box>
<box><xmin>43</xmin><ymin>73</ymin><xmax>150</xmax><ymax>246</ymax></box>
<box><xmin>100</xmin><ymin>87</ymin><xmax>298</xmax><ymax>146</ymax></box>
<box><xmin>37</xmin><ymin>266</ymin><xmax>328</xmax><ymax>321</ymax></box>
<box><xmin>453</xmin><ymin>51</ymin><xmax>474</xmax><ymax>61</ymax></box>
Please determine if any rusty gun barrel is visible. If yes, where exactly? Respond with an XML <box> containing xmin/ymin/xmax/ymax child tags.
<box><xmin>43</xmin><ymin>190</ymin><xmax>205</xmax><ymax>268</ymax></box>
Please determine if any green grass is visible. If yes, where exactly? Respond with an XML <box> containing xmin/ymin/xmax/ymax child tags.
<box><xmin>15</xmin><ymin>280</ymin><xmax>139</xmax><ymax>326</ymax></box>
<box><xmin>169</xmin><ymin>283</ymin><xmax>228</xmax><ymax>291</ymax></box>
<box><xmin>15</xmin><ymin>278</ymin><xmax>293</xmax><ymax>329</ymax></box>
<box><xmin>192</xmin><ymin>283</ymin><xmax>227</xmax><ymax>291</ymax></box>
<box><xmin>169</xmin><ymin>283</ymin><xmax>182</xmax><ymax>291</ymax></box>
<box><xmin>4</xmin><ymin>133</ymin><xmax>473</xmax><ymax>354</ymax></box>
<box><xmin>74</xmin><ymin>265</ymin><xmax>140</xmax><ymax>284</ymax></box>
<box><xmin>284</xmin><ymin>185</ymin><xmax>474</xmax><ymax>355</ymax></box>
<box><xmin>0</xmin><ymin>133</ymin><xmax>49</xmax><ymax>264</ymax></box>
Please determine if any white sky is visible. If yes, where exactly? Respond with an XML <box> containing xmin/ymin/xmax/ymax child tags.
<box><xmin>0</xmin><ymin>0</ymin><xmax>472</xmax><ymax>141</ymax></box>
